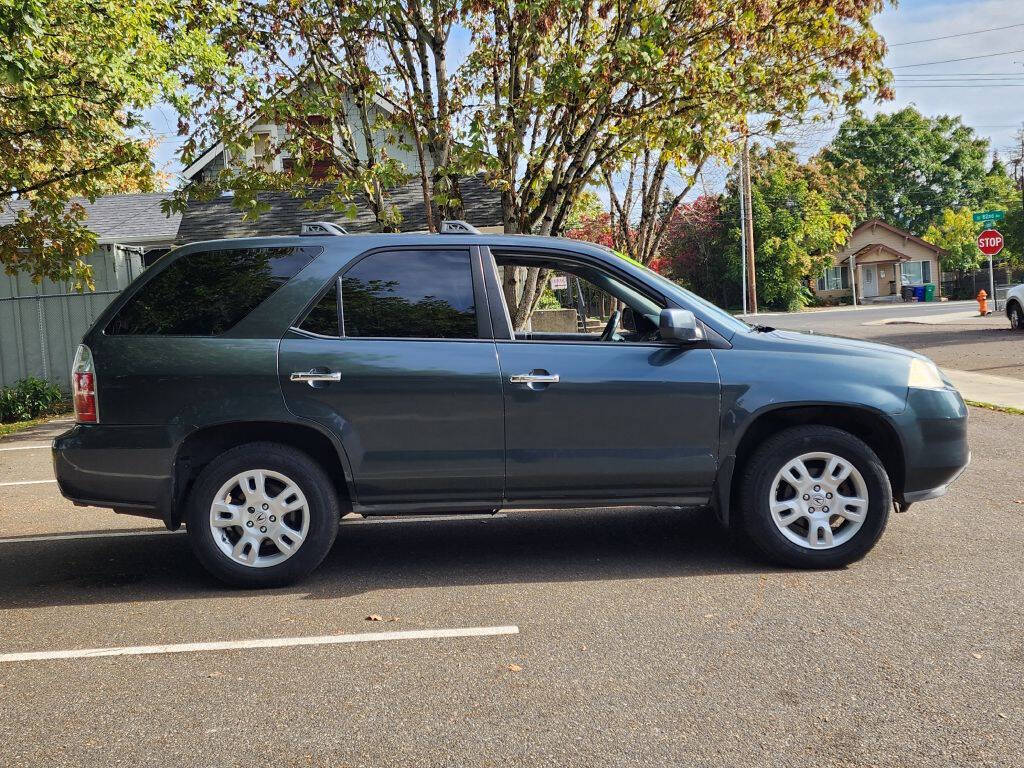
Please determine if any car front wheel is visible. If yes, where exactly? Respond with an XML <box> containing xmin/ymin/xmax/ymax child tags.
<box><xmin>738</xmin><ymin>425</ymin><xmax>891</xmax><ymax>568</ymax></box>
<box><xmin>1009</xmin><ymin>302</ymin><xmax>1024</xmax><ymax>331</ymax></box>
<box><xmin>186</xmin><ymin>442</ymin><xmax>340</xmax><ymax>587</ymax></box>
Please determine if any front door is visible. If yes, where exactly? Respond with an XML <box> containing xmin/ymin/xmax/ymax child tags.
<box><xmin>488</xmin><ymin>250</ymin><xmax>721</xmax><ymax>504</ymax></box>
<box><xmin>279</xmin><ymin>247</ymin><xmax>504</xmax><ymax>509</ymax></box>
<box><xmin>862</xmin><ymin>265</ymin><xmax>878</xmax><ymax>297</ymax></box>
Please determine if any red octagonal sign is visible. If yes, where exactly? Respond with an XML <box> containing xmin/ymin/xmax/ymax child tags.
<box><xmin>977</xmin><ymin>229</ymin><xmax>1004</xmax><ymax>256</ymax></box>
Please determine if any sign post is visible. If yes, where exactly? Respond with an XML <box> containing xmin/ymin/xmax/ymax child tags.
<box><xmin>976</xmin><ymin>228</ymin><xmax>1004</xmax><ymax>312</ymax></box>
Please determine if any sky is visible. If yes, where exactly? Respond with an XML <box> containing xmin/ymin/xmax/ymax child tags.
<box><xmin>145</xmin><ymin>0</ymin><xmax>1024</xmax><ymax>191</ymax></box>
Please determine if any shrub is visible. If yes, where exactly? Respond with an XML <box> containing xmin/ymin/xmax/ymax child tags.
<box><xmin>0</xmin><ymin>377</ymin><xmax>67</xmax><ymax>423</ymax></box>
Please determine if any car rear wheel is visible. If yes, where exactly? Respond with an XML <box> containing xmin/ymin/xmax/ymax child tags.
<box><xmin>1009</xmin><ymin>302</ymin><xmax>1024</xmax><ymax>331</ymax></box>
<box><xmin>186</xmin><ymin>442</ymin><xmax>340</xmax><ymax>587</ymax></box>
<box><xmin>738</xmin><ymin>425</ymin><xmax>891</xmax><ymax>568</ymax></box>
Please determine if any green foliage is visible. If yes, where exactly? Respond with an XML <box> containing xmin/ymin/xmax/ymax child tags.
<box><xmin>924</xmin><ymin>208</ymin><xmax>983</xmax><ymax>276</ymax></box>
<box><xmin>0</xmin><ymin>377</ymin><xmax>65</xmax><ymax>423</ymax></box>
<box><xmin>726</xmin><ymin>146</ymin><xmax>853</xmax><ymax>311</ymax></box>
<box><xmin>1</xmin><ymin>0</ymin><xmax>230</xmax><ymax>287</ymax></box>
<box><xmin>821</xmin><ymin>108</ymin><xmax>990</xmax><ymax>234</ymax></box>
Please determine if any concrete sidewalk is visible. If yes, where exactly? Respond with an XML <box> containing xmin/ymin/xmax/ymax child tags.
<box><xmin>945</xmin><ymin>368</ymin><xmax>1024</xmax><ymax>411</ymax></box>
<box><xmin>863</xmin><ymin>310</ymin><xmax>984</xmax><ymax>326</ymax></box>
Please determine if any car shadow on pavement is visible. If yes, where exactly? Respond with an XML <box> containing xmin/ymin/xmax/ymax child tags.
<box><xmin>0</xmin><ymin>506</ymin><xmax>774</xmax><ymax>610</ymax></box>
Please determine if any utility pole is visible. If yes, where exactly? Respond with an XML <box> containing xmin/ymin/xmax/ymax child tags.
<box><xmin>739</xmin><ymin>152</ymin><xmax>747</xmax><ymax>315</ymax></box>
<box><xmin>741</xmin><ymin>135</ymin><xmax>758</xmax><ymax>314</ymax></box>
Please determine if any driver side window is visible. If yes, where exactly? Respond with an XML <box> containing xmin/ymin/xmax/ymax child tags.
<box><xmin>493</xmin><ymin>254</ymin><xmax>665</xmax><ymax>343</ymax></box>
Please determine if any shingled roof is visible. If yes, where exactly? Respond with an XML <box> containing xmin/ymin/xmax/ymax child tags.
<box><xmin>175</xmin><ymin>175</ymin><xmax>503</xmax><ymax>242</ymax></box>
<box><xmin>0</xmin><ymin>193</ymin><xmax>181</xmax><ymax>245</ymax></box>
<box><xmin>2</xmin><ymin>176</ymin><xmax>503</xmax><ymax>248</ymax></box>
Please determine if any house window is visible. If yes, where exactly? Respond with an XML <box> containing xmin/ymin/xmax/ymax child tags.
<box><xmin>901</xmin><ymin>260</ymin><xmax>932</xmax><ymax>285</ymax></box>
<box><xmin>252</xmin><ymin>131</ymin><xmax>274</xmax><ymax>171</ymax></box>
<box><xmin>817</xmin><ymin>266</ymin><xmax>849</xmax><ymax>291</ymax></box>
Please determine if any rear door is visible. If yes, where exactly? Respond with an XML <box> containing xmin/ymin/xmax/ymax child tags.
<box><xmin>279</xmin><ymin>246</ymin><xmax>505</xmax><ymax>510</ymax></box>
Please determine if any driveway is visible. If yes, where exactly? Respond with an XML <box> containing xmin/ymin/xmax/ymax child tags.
<box><xmin>1</xmin><ymin>409</ymin><xmax>1022</xmax><ymax>767</ymax></box>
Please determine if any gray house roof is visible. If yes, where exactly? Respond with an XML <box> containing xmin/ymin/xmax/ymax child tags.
<box><xmin>0</xmin><ymin>193</ymin><xmax>182</xmax><ymax>246</ymax></box>
<box><xmin>2</xmin><ymin>177</ymin><xmax>503</xmax><ymax>248</ymax></box>
<box><xmin>176</xmin><ymin>175</ymin><xmax>503</xmax><ymax>242</ymax></box>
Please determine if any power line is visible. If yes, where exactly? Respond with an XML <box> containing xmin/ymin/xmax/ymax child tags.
<box><xmin>889</xmin><ymin>22</ymin><xmax>1024</xmax><ymax>46</ymax></box>
<box><xmin>893</xmin><ymin>48</ymin><xmax>1024</xmax><ymax>68</ymax></box>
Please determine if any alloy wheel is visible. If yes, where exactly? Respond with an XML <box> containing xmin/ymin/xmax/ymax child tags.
<box><xmin>208</xmin><ymin>469</ymin><xmax>310</xmax><ymax>568</ymax></box>
<box><xmin>768</xmin><ymin>452</ymin><xmax>869</xmax><ymax>550</ymax></box>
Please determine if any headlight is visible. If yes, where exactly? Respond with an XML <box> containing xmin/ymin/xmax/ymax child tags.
<box><xmin>907</xmin><ymin>358</ymin><xmax>945</xmax><ymax>390</ymax></box>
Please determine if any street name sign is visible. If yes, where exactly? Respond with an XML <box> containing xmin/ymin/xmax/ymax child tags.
<box><xmin>973</xmin><ymin>210</ymin><xmax>1005</xmax><ymax>224</ymax></box>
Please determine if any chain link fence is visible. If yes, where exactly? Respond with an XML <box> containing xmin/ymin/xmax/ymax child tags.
<box><xmin>0</xmin><ymin>244</ymin><xmax>143</xmax><ymax>390</ymax></box>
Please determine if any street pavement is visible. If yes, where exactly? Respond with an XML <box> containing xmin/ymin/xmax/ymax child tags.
<box><xmin>1</xmin><ymin>409</ymin><xmax>1022</xmax><ymax>767</ymax></box>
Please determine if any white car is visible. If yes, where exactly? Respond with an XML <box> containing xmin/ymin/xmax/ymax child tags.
<box><xmin>1007</xmin><ymin>284</ymin><xmax>1024</xmax><ymax>330</ymax></box>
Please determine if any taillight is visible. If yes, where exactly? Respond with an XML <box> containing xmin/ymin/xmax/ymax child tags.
<box><xmin>72</xmin><ymin>344</ymin><xmax>98</xmax><ymax>423</ymax></box>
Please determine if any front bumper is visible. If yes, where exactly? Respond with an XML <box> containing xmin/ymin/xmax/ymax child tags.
<box><xmin>52</xmin><ymin>423</ymin><xmax>175</xmax><ymax>521</ymax></box>
<box><xmin>896</xmin><ymin>387</ymin><xmax>970</xmax><ymax>503</ymax></box>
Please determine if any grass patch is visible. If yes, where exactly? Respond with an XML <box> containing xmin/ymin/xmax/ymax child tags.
<box><xmin>964</xmin><ymin>399</ymin><xmax>1024</xmax><ymax>416</ymax></box>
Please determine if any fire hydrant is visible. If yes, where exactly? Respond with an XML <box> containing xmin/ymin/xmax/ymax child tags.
<box><xmin>977</xmin><ymin>289</ymin><xmax>988</xmax><ymax>316</ymax></box>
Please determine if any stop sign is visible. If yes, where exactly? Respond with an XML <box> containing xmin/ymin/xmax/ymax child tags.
<box><xmin>977</xmin><ymin>229</ymin><xmax>1004</xmax><ymax>256</ymax></box>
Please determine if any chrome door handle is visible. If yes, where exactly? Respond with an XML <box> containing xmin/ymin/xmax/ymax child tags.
<box><xmin>290</xmin><ymin>370</ymin><xmax>342</xmax><ymax>385</ymax></box>
<box><xmin>509</xmin><ymin>373</ymin><xmax>559</xmax><ymax>384</ymax></box>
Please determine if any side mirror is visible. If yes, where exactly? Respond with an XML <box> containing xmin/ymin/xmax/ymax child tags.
<box><xmin>659</xmin><ymin>308</ymin><xmax>704</xmax><ymax>343</ymax></box>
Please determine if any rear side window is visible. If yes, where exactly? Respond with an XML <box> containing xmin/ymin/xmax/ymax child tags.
<box><xmin>341</xmin><ymin>249</ymin><xmax>477</xmax><ymax>339</ymax></box>
<box><xmin>297</xmin><ymin>281</ymin><xmax>340</xmax><ymax>337</ymax></box>
<box><xmin>106</xmin><ymin>246</ymin><xmax>320</xmax><ymax>336</ymax></box>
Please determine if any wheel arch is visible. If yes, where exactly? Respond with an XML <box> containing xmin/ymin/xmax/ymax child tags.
<box><xmin>715</xmin><ymin>403</ymin><xmax>905</xmax><ymax>527</ymax></box>
<box><xmin>169</xmin><ymin>419</ymin><xmax>355</xmax><ymax>530</ymax></box>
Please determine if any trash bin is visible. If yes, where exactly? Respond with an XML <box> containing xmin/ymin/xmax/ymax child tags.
<box><xmin>924</xmin><ymin>284</ymin><xmax>935</xmax><ymax>302</ymax></box>
<box><xmin>901</xmin><ymin>285</ymin><xmax>915</xmax><ymax>301</ymax></box>
<box><xmin>913</xmin><ymin>285</ymin><xmax>926</xmax><ymax>302</ymax></box>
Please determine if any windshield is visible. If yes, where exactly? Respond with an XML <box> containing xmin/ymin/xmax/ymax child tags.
<box><xmin>637</xmin><ymin>265</ymin><xmax>752</xmax><ymax>336</ymax></box>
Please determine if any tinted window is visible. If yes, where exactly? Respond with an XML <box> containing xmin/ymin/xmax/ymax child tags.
<box><xmin>298</xmin><ymin>281</ymin><xmax>340</xmax><ymax>337</ymax></box>
<box><xmin>107</xmin><ymin>246</ymin><xmax>320</xmax><ymax>335</ymax></box>
<box><xmin>342</xmin><ymin>250</ymin><xmax>477</xmax><ymax>339</ymax></box>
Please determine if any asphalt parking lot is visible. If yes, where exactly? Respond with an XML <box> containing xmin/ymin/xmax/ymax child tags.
<box><xmin>1</xmin><ymin>404</ymin><xmax>1022</xmax><ymax>768</ymax></box>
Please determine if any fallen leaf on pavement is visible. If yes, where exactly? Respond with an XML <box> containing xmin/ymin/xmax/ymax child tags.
<box><xmin>366</xmin><ymin>614</ymin><xmax>383</xmax><ymax>622</ymax></box>
<box><xmin>972</xmin><ymin>652</ymin><xmax>983</xmax><ymax>659</ymax></box>
<box><xmin>507</xmin><ymin>664</ymin><xmax>522</xmax><ymax>672</ymax></box>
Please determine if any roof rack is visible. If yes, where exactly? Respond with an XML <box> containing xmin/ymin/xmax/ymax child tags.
<box><xmin>439</xmin><ymin>220</ymin><xmax>481</xmax><ymax>235</ymax></box>
<box><xmin>300</xmin><ymin>221</ymin><xmax>349</xmax><ymax>236</ymax></box>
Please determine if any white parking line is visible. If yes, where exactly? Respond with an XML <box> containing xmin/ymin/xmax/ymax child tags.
<box><xmin>0</xmin><ymin>479</ymin><xmax>57</xmax><ymax>487</ymax></box>
<box><xmin>0</xmin><ymin>444</ymin><xmax>50</xmax><ymax>452</ymax></box>
<box><xmin>0</xmin><ymin>625</ymin><xmax>520</xmax><ymax>663</ymax></box>
<box><xmin>0</xmin><ymin>529</ymin><xmax>178</xmax><ymax>545</ymax></box>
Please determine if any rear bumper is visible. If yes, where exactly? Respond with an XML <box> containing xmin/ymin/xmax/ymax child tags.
<box><xmin>896</xmin><ymin>387</ymin><xmax>970</xmax><ymax>504</ymax></box>
<box><xmin>52</xmin><ymin>424</ymin><xmax>175</xmax><ymax>523</ymax></box>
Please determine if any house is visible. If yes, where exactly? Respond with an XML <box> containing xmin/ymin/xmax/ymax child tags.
<box><xmin>813</xmin><ymin>219</ymin><xmax>945</xmax><ymax>303</ymax></box>
<box><xmin>0</xmin><ymin>193</ymin><xmax>182</xmax><ymax>265</ymax></box>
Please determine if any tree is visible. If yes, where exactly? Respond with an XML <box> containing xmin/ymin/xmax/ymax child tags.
<box><xmin>175</xmin><ymin>0</ymin><xmax>889</xmax><ymax>326</ymax></box>
<box><xmin>923</xmin><ymin>208</ymin><xmax>982</xmax><ymax>278</ymax></box>
<box><xmin>658</xmin><ymin>195</ymin><xmax>734</xmax><ymax>307</ymax></box>
<box><xmin>821</xmin><ymin>107</ymin><xmax>990</xmax><ymax>234</ymax></box>
<box><xmin>726</xmin><ymin>146</ymin><xmax>853</xmax><ymax>311</ymax></box>
<box><xmin>1</xmin><ymin>0</ymin><xmax>223</xmax><ymax>287</ymax></box>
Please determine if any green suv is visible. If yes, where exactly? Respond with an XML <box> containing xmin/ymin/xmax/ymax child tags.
<box><xmin>53</xmin><ymin>227</ymin><xmax>970</xmax><ymax>587</ymax></box>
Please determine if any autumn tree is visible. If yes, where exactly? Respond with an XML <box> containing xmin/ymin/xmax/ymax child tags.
<box><xmin>1</xmin><ymin>0</ymin><xmax>224</xmax><ymax>286</ymax></box>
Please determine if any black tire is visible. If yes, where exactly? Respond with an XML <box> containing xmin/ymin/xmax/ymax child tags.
<box><xmin>1009</xmin><ymin>301</ymin><xmax>1024</xmax><ymax>331</ymax></box>
<box><xmin>185</xmin><ymin>442</ymin><xmax>340</xmax><ymax>587</ymax></box>
<box><xmin>737</xmin><ymin>425</ymin><xmax>891</xmax><ymax>569</ymax></box>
